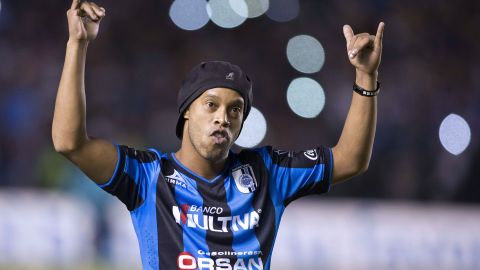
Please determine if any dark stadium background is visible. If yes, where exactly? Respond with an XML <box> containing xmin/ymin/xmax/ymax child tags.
<box><xmin>0</xmin><ymin>0</ymin><xmax>479</xmax><ymax>269</ymax></box>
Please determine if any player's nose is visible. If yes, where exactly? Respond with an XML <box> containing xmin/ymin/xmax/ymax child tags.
<box><xmin>213</xmin><ymin>107</ymin><xmax>231</xmax><ymax>127</ymax></box>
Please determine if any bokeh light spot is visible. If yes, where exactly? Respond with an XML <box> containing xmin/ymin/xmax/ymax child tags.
<box><xmin>230</xmin><ymin>0</ymin><xmax>269</xmax><ymax>18</ymax></box>
<box><xmin>207</xmin><ymin>0</ymin><xmax>247</xmax><ymax>29</ymax></box>
<box><xmin>229</xmin><ymin>0</ymin><xmax>248</xmax><ymax>18</ymax></box>
<box><xmin>169</xmin><ymin>0</ymin><xmax>210</xmax><ymax>31</ymax></box>
<box><xmin>439</xmin><ymin>114</ymin><xmax>471</xmax><ymax>155</ymax></box>
<box><xmin>287</xmin><ymin>35</ymin><xmax>325</xmax><ymax>74</ymax></box>
<box><xmin>287</xmin><ymin>77</ymin><xmax>325</xmax><ymax>118</ymax></box>
<box><xmin>265</xmin><ymin>0</ymin><xmax>299</xmax><ymax>22</ymax></box>
<box><xmin>235</xmin><ymin>107</ymin><xmax>267</xmax><ymax>148</ymax></box>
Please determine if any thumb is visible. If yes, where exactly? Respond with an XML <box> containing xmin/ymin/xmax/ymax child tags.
<box><xmin>343</xmin><ymin>25</ymin><xmax>354</xmax><ymax>47</ymax></box>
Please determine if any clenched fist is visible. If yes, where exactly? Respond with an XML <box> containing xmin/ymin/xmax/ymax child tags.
<box><xmin>67</xmin><ymin>0</ymin><xmax>106</xmax><ymax>42</ymax></box>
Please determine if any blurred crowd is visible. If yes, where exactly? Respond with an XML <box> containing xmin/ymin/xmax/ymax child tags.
<box><xmin>0</xmin><ymin>0</ymin><xmax>479</xmax><ymax>203</ymax></box>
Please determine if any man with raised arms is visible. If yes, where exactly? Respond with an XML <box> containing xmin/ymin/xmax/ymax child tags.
<box><xmin>52</xmin><ymin>1</ymin><xmax>385</xmax><ymax>269</ymax></box>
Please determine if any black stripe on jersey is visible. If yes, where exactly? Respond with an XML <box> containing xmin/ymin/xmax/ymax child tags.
<box><xmin>237</xmin><ymin>150</ymin><xmax>276</xmax><ymax>267</ymax></box>
<box><xmin>167</xmin><ymin>153</ymin><xmax>236</xmax><ymax>260</ymax></box>
<box><xmin>122</xmin><ymin>145</ymin><xmax>158</xmax><ymax>163</ymax></box>
<box><xmin>194</xmin><ymin>170</ymin><xmax>237</xmax><ymax>263</ymax></box>
<box><xmin>267</xmin><ymin>145</ymin><xmax>318</xmax><ymax>168</ymax></box>
<box><xmin>157</xmin><ymin>159</ymin><xmax>184</xmax><ymax>269</ymax></box>
<box><xmin>283</xmin><ymin>146</ymin><xmax>331</xmax><ymax>207</ymax></box>
<box><xmin>103</xmin><ymin>148</ymin><xmax>144</xmax><ymax>211</ymax></box>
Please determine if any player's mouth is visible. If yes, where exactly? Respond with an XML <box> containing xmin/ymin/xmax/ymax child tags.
<box><xmin>210</xmin><ymin>129</ymin><xmax>229</xmax><ymax>145</ymax></box>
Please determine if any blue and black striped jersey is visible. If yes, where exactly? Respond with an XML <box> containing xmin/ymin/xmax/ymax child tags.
<box><xmin>98</xmin><ymin>144</ymin><xmax>333</xmax><ymax>270</ymax></box>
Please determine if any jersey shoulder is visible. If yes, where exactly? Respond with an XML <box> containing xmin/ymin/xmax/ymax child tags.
<box><xmin>237</xmin><ymin>145</ymin><xmax>330</xmax><ymax>169</ymax></box>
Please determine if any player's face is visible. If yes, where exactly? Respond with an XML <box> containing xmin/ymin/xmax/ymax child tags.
<box><xmin>184</xmin><ymin>88</ymin><xmax>244</xmax><ymax>161</ymax></box>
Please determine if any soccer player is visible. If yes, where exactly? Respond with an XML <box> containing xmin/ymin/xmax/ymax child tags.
<box><xmin>52</xmin><ymin>1</ymin><xmax>384</xmax><ymax>269</ymax></box>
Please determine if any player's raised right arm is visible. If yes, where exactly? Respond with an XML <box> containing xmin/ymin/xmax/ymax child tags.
<box><xmin>52</xmin><ymin>0</ymin><xmax>116</xmax><ymax>185</ymax></box>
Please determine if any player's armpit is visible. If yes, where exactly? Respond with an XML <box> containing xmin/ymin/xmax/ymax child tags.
<box><xmin>59</xmin><ymin>137</ymin><xmax>118</xmax><ymax>185</ymax></box>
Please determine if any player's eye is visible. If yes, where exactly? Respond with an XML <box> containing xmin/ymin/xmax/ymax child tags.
<box><xmin>229</xmin><ymin>106</ymin><xmax>242</xmax><ymax>119</ymax></box>
<box><xmin>205</xmin><ymin>101</ymin><xmax>218</xmax><ymax>110</ymax></box>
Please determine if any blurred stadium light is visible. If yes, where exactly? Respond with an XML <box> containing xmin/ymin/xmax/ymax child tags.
<box><xmin>207</xmin><ymin>0</ymin><xmax>247</xmax><ymax>29</ymax></box>
<box><xmin>169</xmin><ymin>0</ymin><xmax>210</xmax><ymax>31</ymax></box>
<box><xmin>287</xmin><ymin>35</ymin><xmax>325</xmax><ymax>74</ymax></box>
<box><xmin>287</xmin><ymin>77</ymin><xmax>326</xmax><ymax>118</ymax></box>
<box><xmin>439</xmin><ymin>113</ymin><xmax>471</xmax><ymax>155</ymax></box>
<box><xmin>235</xmin><ymin>106</ymin><xmax>267</xmax><ymax>148</ymax></box>
<box><xmin>230</xmin><ymin>0</ymin><xmax>269</xmax><ymax>19</ymax></box>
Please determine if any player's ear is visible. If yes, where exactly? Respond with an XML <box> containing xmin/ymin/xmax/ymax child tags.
<box><xmin>184</xmin><ymin>109</ymin><xmax>190</xmax><ymax>119</ymax></box>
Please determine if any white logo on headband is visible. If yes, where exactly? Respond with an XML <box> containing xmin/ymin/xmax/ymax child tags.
<box><xmin>226</xmin><ymin>72</ymin><xmax>234</xmax><ymax>80</ymax></box>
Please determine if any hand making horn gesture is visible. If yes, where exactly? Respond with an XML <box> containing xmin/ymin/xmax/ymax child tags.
<box><xmin>343</xmin><ymin>22</ymin><xmax>385</xmax><ymax>75</ymax></box>
<box><xmin>67</xmin><ymin>0</ymin><xmax>106</xmax><ymax>42</ymax></box>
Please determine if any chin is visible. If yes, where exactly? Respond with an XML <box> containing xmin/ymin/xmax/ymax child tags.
<box><xmin>202</xmin><ymin>145</ymin><xmax>230</xmax><ymax>162</ymax></box>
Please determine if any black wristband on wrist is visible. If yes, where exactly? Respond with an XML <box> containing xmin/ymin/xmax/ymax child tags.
<box><xmin>353</xmin><ymin>81</ymin><xmax>380</xmax><ymax>97</ymax></box>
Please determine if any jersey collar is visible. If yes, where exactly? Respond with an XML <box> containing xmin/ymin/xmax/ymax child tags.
<box><xmin>168</xmin><ymin>151</ymin><xmax>233</xmax><ymax>184</ymax></box>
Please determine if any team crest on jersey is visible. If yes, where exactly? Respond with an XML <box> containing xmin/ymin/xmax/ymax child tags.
<box><xmin>232</xmin><ymin>164</ymin><xmax>257</xmax><ymax>193</ymax></box>
<box><xmin>165</xmin><ymin>169</ymin><xmax>187</xmax><ymax>189</ymax></box>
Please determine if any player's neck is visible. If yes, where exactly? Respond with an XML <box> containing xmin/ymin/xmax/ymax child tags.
<box><xmin>174</xmin><ymin>146</ymin><xmax>228</xmax><ymax>181</ymax></box>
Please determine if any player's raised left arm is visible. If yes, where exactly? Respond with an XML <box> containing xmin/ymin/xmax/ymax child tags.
<box><xmin>331</xmin><ymin>22</ymin><xmax>385</xmax><ymax>184</ymax></box>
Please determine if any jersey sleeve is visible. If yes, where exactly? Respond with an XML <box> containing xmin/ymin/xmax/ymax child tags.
<box><xmin>256</xmin><ymin>145</ymin><xmax>333</xmax><ymax>206</ymax></box>
<box><xmin>98</xmin><ymin>144</ymin><xmax>160</xmax><ymax>211</ymax></box>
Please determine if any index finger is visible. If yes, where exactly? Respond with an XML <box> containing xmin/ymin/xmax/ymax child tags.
<box><xmin>71</xmin><ymin>0</ymin><xmax>81</xmax><ymax>10</ymax></box>
<box><xmin>374</xmin><ymin>22</ymin><xmax>385</xmax><ymax>48</ymax></box>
